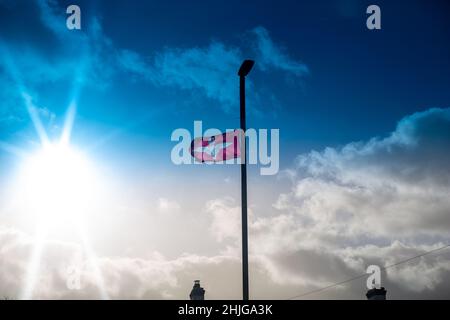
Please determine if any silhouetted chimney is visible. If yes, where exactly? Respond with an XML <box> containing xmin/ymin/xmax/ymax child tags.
<box><xmin>189</xmin><ymin>280</ymin><xmax>205</xmax><ymax>300</ymax></box>
<box><xmin>366</xmin><ymin>287</ymin><xmax>387</xmax><ymax>300</ymax></box>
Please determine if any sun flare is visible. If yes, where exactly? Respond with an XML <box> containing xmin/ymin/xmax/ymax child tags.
<box><xmin>17</xmin><ymin>143</ymin><xmax>97</xmax><ymax>227</ymax></box>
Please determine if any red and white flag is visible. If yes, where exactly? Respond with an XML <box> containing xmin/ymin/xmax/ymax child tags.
<box><xmin>190</xmin><ymin>130</ymin><xmax>241</xmax><ymax>163</ymax></box>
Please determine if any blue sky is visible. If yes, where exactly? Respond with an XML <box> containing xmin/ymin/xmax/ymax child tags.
<box><xmin>1</xmin><ymin>0</ymin><xmax>450</xmax><ymax>299</ymax></box>
<box><xmin>2</xmin><ymin>0</ymin><xmax>449</xmax><ymax>168</ymax></box>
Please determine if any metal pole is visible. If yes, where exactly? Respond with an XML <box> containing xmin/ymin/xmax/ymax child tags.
<box><xmin>239</xmin><ymin>75</ymin><xmax>249</xmax><ymax>301</ymax></box>
<box><xmin>238</xmin><ymin>59</ymin><xmax>253</xmax><ymax>301</ymax></box>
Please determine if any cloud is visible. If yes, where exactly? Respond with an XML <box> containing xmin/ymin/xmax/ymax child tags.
<box><xmin>205</xmin><ymin>197</ymin><xmax>241</xmax><ymax>243</ymax></box>
<box><xmin>277</xmin><ymin>108</ymin><xmax>450</xmax><ymax>238</ymax></box>
<box><xmin>0</xmin><ymin>63</ymin><xmax>57</xmax><ymax>136</ymax></box>
<box><xmin>157</xmin><ymin>197</ymin><xmax>181</xmax><ymax>212</ymax></box>
<box><xmin>35</xmin><ymin>0</ymin><xmax>118</xmax><ymax>88</ymax></box>
<box><xmin>269</xmin><ymin>107</ymin><xmax>450</xmax><ymax>297</ymax></box>
<box><xmin>3</xmin><ymin>1</ymin><xmax>448</xmax><ymax>300</ymax></box>
<box><xmin>118</xmin><ymin>43</ymin><xmax>243</xmax><ymax>112</ymax></box>
<box><xmin>1</xmin><ymin>108</ymin><xmax>449</xmax><ymax>299</ymax></box>
<box><xmin>117</xmin><ymin>45</ymin><xmax>235</xmax><ymax>112</ymax></box>
<box><xmin>0</xmin><ymin>226</ymin><xmax>245</xmax><ymax>299</ymax></box>
<box><xmin>1</xmin><ymin>0</ymin><xmax>307</xmax><ymax>126</ymax></box>
<box><xmin>0</xmin><ymin>0</ymin><xmax>118</xmax><ymax>137</ymax></box>
<box><xmin>117</xmin><ymin>27</ymin><xmax>308</xmax><ymax>113</ymax></box>
<box><xmin>250</xmin><ymin>26</ymin><xmax>309</xmax><ymax>76</ymax></box>
<box><xmin>203</xmin><ymin>108</ymin><xmax>450</xmax><ymax>299</ymax></box>
<box><xmin>1</xmin><ymin>0</ymin><xmax>111</xmax><ymax>87</ymax></box>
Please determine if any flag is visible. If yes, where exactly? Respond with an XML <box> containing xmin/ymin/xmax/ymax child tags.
<box><xmin>190</xmin><ymin>130</ymin><xmax>241</xmax><ymax>163</ymax></box>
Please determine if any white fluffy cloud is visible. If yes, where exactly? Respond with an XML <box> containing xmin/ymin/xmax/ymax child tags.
<box><xmin>0</xmin><ymin>226</ymin><xmax>244</xmax><ymax>299</ymax></box>
<box><xmin>265</xmin><ymin>108</ymin><xmax>450</xmax><ymax>298</ymax></box>
<box><xmin>206</xmin><ymin>197</ymin><xmax>241</xmax><ymax>243</ymax></box>
<box><xmin>275</xmin><ymin>107</ymin><xmax>450</xmax><ymax>239</ymax></box>
<box><xmin>204</xmin><ymin>108</ymin><xmax>450</xmax><ymax>299</ymax></box>
<box><xmin>1</xmin><ymin>108</ymin><xmax>449</xmax><ymax>299</ymax></box>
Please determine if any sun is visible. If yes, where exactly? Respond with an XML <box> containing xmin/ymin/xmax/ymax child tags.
<box><xmin>1</xmin><ymin>56</ymin><xmax>111</xmax><ymax>298</ymax></box>
<box><xmin>13</xmin><ymin>141</ymin><xmax>109</xmax><ymax>299</ymax></box>
<box><xmin>17</xmin><ymin>142</ymin><xmax>97</xmax><ymax>228</ymax></box>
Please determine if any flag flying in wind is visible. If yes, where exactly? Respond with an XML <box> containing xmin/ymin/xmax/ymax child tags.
<box><xmin>190</xmin><ymin>130</ymin><xmax>241</xmax><ymax>163</ymax></box>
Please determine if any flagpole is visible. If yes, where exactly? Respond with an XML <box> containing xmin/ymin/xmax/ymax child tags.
<box><xmin>238</xmin><ymin>60</ymin><xmax>254</xmax><ymax>301</ymax></box>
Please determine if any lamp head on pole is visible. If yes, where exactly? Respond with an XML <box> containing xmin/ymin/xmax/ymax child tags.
<box><xmin>238</xmin><ymin>60</ymin><xmax>255</xmax><ymax>77</ymax></box>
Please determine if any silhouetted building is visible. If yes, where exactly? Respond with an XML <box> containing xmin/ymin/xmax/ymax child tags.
<box><xmin>189</xmin><ymin>280</ymin><xmax>205</xmax><ymax>300</ymax></box>
<box><xmin>366</xmin><ymin>287</ymin><xmax>387</xmax><ymax>300</ymax></box>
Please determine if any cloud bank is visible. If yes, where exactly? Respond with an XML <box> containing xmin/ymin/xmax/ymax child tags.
<box><xmin>203</xmin><ymin>108</ymin><xmax>450</xmax><ymax>299</ymax></box>
<box><xmin>1</xmin><ymin>108</ymin><xmax>449</xmax><ymax>299</ymax></box>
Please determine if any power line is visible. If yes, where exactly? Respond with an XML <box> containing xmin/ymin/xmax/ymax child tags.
<box><xmin>287</xmin><ymin>244</ymin><xmax>450</xmax><ymax>300</ymax></box>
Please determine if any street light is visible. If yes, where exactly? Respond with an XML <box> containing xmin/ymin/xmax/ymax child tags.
<box><xmin>238</xmin><ymin>59</ymin><xmax>254</xmax><ymax>301</ymax></box>
<box><xmin>238</xmin><ymin>60</ymin><xmax>255</xmax><ymax>77</ymax></box>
